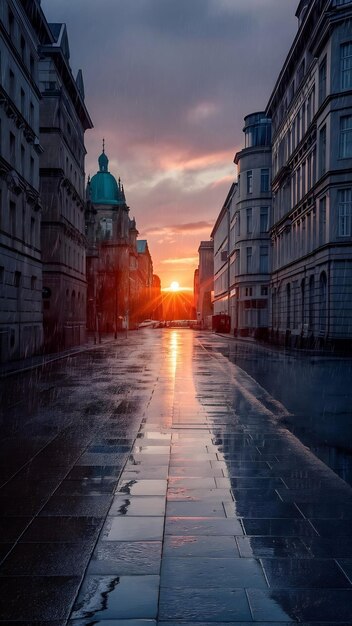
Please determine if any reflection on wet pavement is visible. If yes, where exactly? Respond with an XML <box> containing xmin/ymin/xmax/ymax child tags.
<box><xmin>1</xmin><ymin>330</ymin><xmax>352</xmax><ymax>623</ymax></box>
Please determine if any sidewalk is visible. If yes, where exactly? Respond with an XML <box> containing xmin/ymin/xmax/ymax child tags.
<box><xmin>68</xmin><ymin>331</ymin><xmax>352</xmax><ymax>624</ymax></box>
<box><xmin>0</xmin><ymin>332</ymin><xmax>117</xmax><ymax>378</ymax></box>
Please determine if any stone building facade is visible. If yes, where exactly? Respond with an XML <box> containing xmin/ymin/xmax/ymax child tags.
<box><xmin>0</xmin><ymin>0</ymin><xmax>43</xmax><ymax>362</ymax></box>
<box><xmin>232</xmin><ymin>113</ymin><xmax>272</xmax><ymax>337</ymax></box>
<box><xmin>86</xmin><ymin>149</ymin><xmax>155</xmax><ymax>332</ymax></box>
<box><xmin>39</xmin><ymin>23</ymin><xmax>93</xmax><ymax>351</ymax></box>
<box><xmin>267</xmin><ymin>0</ymin><xmax>352</xmax><ymax>348</ymax></box>
<box><xmin>196</xmin><ymin>240</ymin><xmax>214</xmax><ymax>329</ymax></box>
<box><xmin>211</xmin><ymin>184</ymin><xmax>235</xmax><ymax>319</ymax></box>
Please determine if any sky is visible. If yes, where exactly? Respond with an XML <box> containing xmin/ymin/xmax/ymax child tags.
<box><xmin>41</xmin><ymin>0</ymin><xmax>298</xmax><ymax>290</ymax></box>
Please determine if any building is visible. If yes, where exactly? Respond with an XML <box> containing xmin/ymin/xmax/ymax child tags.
<box><xmin>196</xmin><ymin>240</ymin><xmax>214</xmax><ymax>329</ymax></box>
<box><xmin>267</xmin><ymin>0</ymin><xmax>352</xmax><ymax>348</ymax></box>
<box><xmin>211</xmin><ymin>183</ymin><xmax>236</xmax><ymax>321</ymax></box>
<box><xmin>86</xmin><ymin>148</ymin><xmax>155</xmax><ymax>332</ymax></box>
<box><xmin>232</xmin><ymin>112</ymin><xmax>272</xmax><ymax>337</ymax></box>
<box><xmin>0</xmin><ymin>0</ymin><xmax>44</xmax><ymax>362</ymax></box>
<box><xmin>39</xmin><ymin>23</ymin><xmax>93</xmax><ymax>351</ymax></box>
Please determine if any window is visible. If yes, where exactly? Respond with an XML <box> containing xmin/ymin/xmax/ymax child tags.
<box><xmin>319</xmin><ymin>197</ymin><xmax>326</xmax><ymax>246</ymax></box>
<box><xmin>339</xmin><ymin>115</ymin><xmax>352</xmax><ymax>158</ymax></box>
<box><xmin>261</xmin><ymin>286</ymin><xmax>268</xmax><ymax>296</ymax></box>
<box><xmin>237</xmin><ymin>174</ymin><xmax>240</xmax><ymax>196</ymax></box>
<box><xmin>30</xmin><ymin>54</ymin><xmax>35</xmax><ymax>77</ymax></box>
<box><xmin>246</xmin><ymin>247</ymin><xmax>252</xmax><ymax>273</ymax></box>
<box><xmin>301</xmin><ymin>279</ymin><xmax>305</xmax><ymax>326</ymax></box>
<box><xmin>21</xmin><ymin>144</ymin><xmax>25</xmax><ymax>174</ymax></box>
<box><xmin>0</xmin><ymin>266</ymin><xmax>4</xmax><ymax>284</ymax></box>
<box><xmin>298</xmin><ymin>59</ymin><xmax>305</xmax><ymax>85</ymax></box>
<box><xmin>245</xmin><ymin>287</ymin><xmax>253</xmax><ymax>297</ymax></box>
<box><xmin>260</xmin><ymin>207</ymin><xmax>268</xmax><ymax>233</ymax></box>
<box><xmin>341</xmin><ymin>42</ymin><xmax>352</xmax><ymax>90</ymax></box>
<box><xmin>319</xmin><ymin>125</ymin><xmax>326</xmax><ymax>176</ymax></box>
<box><xmin>260</xmin><ymin>168</ymin><xmax>269</xmax><ymax>192</ymax></box>
<box><xmin>246</xmin><ymin>208</ymin><xmax>252</xmax><ymax>234</ymax></box>
<box><xmin>31</xmin><ymin>275</ymin><xmax>37</xmax><ymax>290</ymax></box>
<box><xmin>30</xmin><ymin>156</ymin><xmax>34</xmax><ymax>184</ymax></box>
<box><xmin>14</xmin><ymin>271</ymin><xmax>21</xmax><ymax>288</ymax></box>
<box><xmin>259</xmin><ymin>246</ymin><xmax>269</xmax><ymax>273</ymax></box>
<box><xmin>9</xmin><ymin>69</ymin><xmax>15</xmax><ymax>100</ymax></box>
<box><xmin>20</xmin><ymin>88</ymin><xmax>25</xmax><ymax>115</ymax></box>
<box><xmin>319</xmin><ymin>56</ymin><xmax>327</xmax><ymax>105</ymax></box>
<box><xmin>29</xmin><ymin>102</ymin><xmax>34</xmax><ymax>126</ymax></box>
<box><xmin>10</xmin><ymin>132</ymin><xmax>15</xmax><ymax>164</ymax></box>
<box><xmin>338</xmin><ymin>188</ymin><xmax>352</xmax><ymax>236</ymax></box>
<box><xmin>31</xmin><ymin>217</ymin><xmax>35</xmax><ymax>245</ymax></box>
<box><xmin>319</xmin><ymin>272</ymin><xmax>327</xmax><ymax>332</ymax></box>
<box><xmin>20</xmin><ymin>35</ymin><xmax>26</xmax><ymax>63</ymax></box>
<box><xmin>247</xmin><ymin>170</ymin><xmax>253</xmax><ymax>194</ymax></box>
<box><xmin>10</xmin><ymin>201</ymin><xmax>16</xmax><ymax>237</ymax></box>
<box><xmin>8</xmin><ymin>9</ymin><xmax>14</xmax><ymax>39</ymax></box>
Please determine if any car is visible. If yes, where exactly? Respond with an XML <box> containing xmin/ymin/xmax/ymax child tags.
<box><xmin>138</xmin><ymin>319</ymin><xmax>159</xmax><ymax>329</ymax></box>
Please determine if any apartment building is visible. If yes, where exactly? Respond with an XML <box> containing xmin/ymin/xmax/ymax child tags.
<box><xmin>267</xmin><ymin>0</ymin><xmax>352</xmax><ymax>348</ymax></box>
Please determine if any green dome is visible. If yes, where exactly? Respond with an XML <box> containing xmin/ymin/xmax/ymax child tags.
<box><xmin>89</xmin><ymin>150</ymin><xmax>126</xmax><ymax>206</ymax></box>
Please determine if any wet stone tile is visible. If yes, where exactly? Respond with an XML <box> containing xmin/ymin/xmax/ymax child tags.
<box><xmin>122</xmin><ymin>467</ymin><xmax>169</xmax><ymax>479</ymax></box>
<box><xmin>165</xmin><ymin>517</ymin><xmax>244</xmax><ymax>536</ymax></box>
<box><xmin>247</xmin><ymin>588</ymin><xmax>352</xmax><ymax>622</ymax></box>
<box><xmin>39</xmin><ymin>495</ymin><xmax>112</xmax><ymax>517</ymax></box>
<box><xmin>167</xmin><ymin>487</ymin><xmax>233</xmax><ymax>502</ymax></box>
<box><xmin>225</xmin><ymin>501</ymin><xmax>303</xmax><ymax>519</ymax></box>
<box><xmin>0</xmin><ymin>517</ymin><xmax>32</xmax><ymax>542</ymax></box>
<box><xmin>0</xmin><ymin>542</ymin><xmax>92</xmax><ymax>576</ymax></box>
<box><xmin>337</xmin><ymin>559</ymin><xmax>352</xmax><ymax>582</ymax></box>
<box><xmin>88</xmin><ymin>540</ymin><xmax>162</xmax><ymax>575</ymax></box>
<box><xmin>309</xmin><ymin>518</ymin><xmax>352</xmax><ymax>537</ymax></box>
<box><xmin>158</xmin><ymin>587</ymin><xmax>251</xmax><ymax>621</ymax></box>
<box><xmin>21</xmin><ymin>516</ymin><xmax>104</xmax><ymax>543</ymax></box>
<box><xmin>297</xmin><ymin>502</ymin><xmax>352</xmax><ymax>519</ymax></box>
<box><xmin>0</xmin><ymin>576</ymin><xmax>80</xmax><ymax>620</ymax></box>
<box><xmin>236</xmin><ymin>536</ymin><xmax>311</xmax><ymax>558</ymax></box>
<box><xmin>55</xmin><ymin>479</ymin><xmax>117</xmax><ymax>496</ymax></box>
<box><xmin>302</xmin><ymin>536</ymin><xmax>352</xmax><ymax>558</ymax></box>
<box><xmin>261</xmin><ymin>557</ymin><xmax>351</xmax><ymax>588</ymax></box>
<box><xmin>71</xmin><ymin>575</ymin><xmax>160</xmax><ymax>620</ymax></box>
<box><xmin>163</xmin><ymin>535</ymin><xmax>239</xmax><ymax>558</ymax></box>
<box><xmin>166</xmin><ymin>501</ymin><xmax>227</xmax><ymax>518</ymax></box>
<box><xmin>76</xmin><ymin>453</ymin><xmax>127</xmax><ymax>466</ymax></box>
<box><xmin>161</xmin><ymin>556</ymin><xmax>267</xmax><ymax>589</ymax></box>
<box><xmin>242</xmin><ymin>518</ymin><xmax>318</xmax><ymax>537</ymax></box>
<box><xmin>66</xmin><ymin>466</ymin><xmax>122</xmax><ymax>480</ymax></box>
<box><xmin>109</xmin><ymin>496</ymin><xmax>166</xmax><ymax>516</ymax></box>
<box><xmin>0</xmin><ymin>494</ymin><xmax>49</xmax><ymax>516</ymax></box>
<box><xmin>68</xmin><ymin>617</ymin><xmax>155</xmax><ymax>626</ymax></box>
<box><xmin>117</xmin><ymin>480</ymin><xmax>167</xmax><ymax>496</ymax></box>
<box><xmin>102</xmin><ymin>516</ymin><xmax>164</xmax><ymax>541</ymax></box>
<box><xmin>168</xmin><ymin>477</ymin><xmax>217</xmax><ymax>489</ymax></box>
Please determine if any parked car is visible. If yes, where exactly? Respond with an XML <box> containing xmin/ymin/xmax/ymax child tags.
<box><xmin>138</xmin><ymin>319</ymin><xmax>159</xmax><ymax>328</ymax></box>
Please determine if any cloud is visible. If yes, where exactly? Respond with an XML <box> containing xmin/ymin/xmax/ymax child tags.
<box><xmin>41</xmin><ymin>0</ymin><xmax>298</xmax><ymax>287</ymax></box>
<box><xmin>161</xmin><ymin>257</ymin><xmax>199</xmax><ymax>265</ymax></box>
<box><xmin>143</xmin><ymin>221</ymin><xmax>213</xmax><ymax>237</ymax></box>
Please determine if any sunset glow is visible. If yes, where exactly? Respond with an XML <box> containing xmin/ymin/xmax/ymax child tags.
<box><xmin>170</xmin><ymin>281</ymin><xmax>180</xmax><ymax>292</ymax></box>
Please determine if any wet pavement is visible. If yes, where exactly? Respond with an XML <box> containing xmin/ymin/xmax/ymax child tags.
<box><xmin>0</xmin><ymin>330</ymin><xmax>352</xmax><ymax>624</ymax></box>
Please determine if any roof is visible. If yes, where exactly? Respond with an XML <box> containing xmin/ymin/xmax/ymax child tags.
<box><xmin>89</xmin><ymin>151</ymin><xmax>126</xmax><ymax>206</ymax></box>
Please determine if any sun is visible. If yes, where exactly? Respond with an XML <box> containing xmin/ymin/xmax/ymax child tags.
<box><xmin>170</xmin><ymin>281</ymin><xmax>180</xmax><ymax>292</ymax></box>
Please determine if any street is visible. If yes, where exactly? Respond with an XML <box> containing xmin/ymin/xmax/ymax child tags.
<box><xmin>0</xmin><ymin>330</ymin><xmax>352</xmax><ymax>624</ymax></box>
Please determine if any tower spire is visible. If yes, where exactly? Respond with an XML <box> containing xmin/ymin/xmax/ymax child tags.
<box><xmin>102</xmin><ymin>138</ymin><xmax>105</xmax><ymax>153</ymax></box>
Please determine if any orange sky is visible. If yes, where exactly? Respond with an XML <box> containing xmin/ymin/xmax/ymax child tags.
<box><xmin>42</xmin><ymin>0</ymin><xmax>297</xmax><ymax>291</ymax></box>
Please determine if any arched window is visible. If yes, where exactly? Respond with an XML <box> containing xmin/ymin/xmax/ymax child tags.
<box><xmin>71</xmin><ymin>290</ymin><xmax>76</xmax><ymax>318</ymax></box>
<box><xmin>319</xmin><ymin>272</ymin><xmax>327</xmax><ymax>333</ymax></box>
